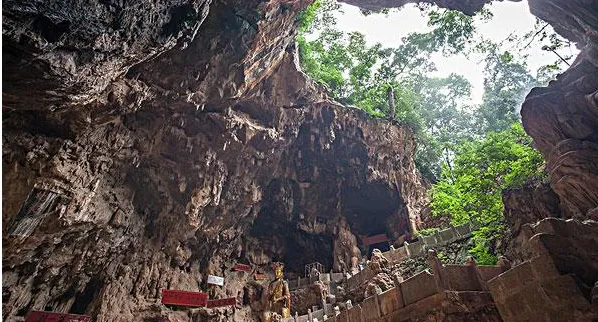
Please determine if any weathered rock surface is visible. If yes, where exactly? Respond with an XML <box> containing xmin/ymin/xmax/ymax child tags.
<box><xmin>501</xmin><ymin>180</ymin><xmax>565</xmax><ymax>264</ymax></box>
<box><xmin>339</xmin><ymin>0</ymin><xmax>500</xmax><ymax>15</ymax></box>
<box><xmin>522</xmin><ymin>60</ymin><xmax>598</xmax><ymax>220</ymax></box>
<box><xmin>2</xmin><ymin>0</ymin><xmax>211</xmax><ymax>110</ymax></box>
<box><xmin>3</xmin><ymin>0</ymin><xmax>598</xmax><ymax>321</ymax></box>
<box><xmin>2</xmin><ymin>1</ymin><xmax>427</xmax><ymax>320</ymax></box>
<box><xmin>503</xmin><ymin>181</ymin><xmax>563</xmax><ymax>232</ymax></box>
<box><xmin>2</xmin><ymin>86</ymin><xmax>426</xmax><ymax>321</ymax></box>
<box><xmin>488</xmin><ymin>218</ymin><xmax>598</xmax><ymax>322</ymax></box>
<box><xmin>521</xmin><ymin>1</ymin><xmax>598</xmax><ymax>220</ymax></box>
<box><xmin>290</xmin><ymin>281</ymin><xmax>327</xmax><ymax>315</ymax></box>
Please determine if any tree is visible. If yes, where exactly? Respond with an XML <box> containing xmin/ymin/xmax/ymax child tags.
<box><xmin>412</xmin><ymin>74</ymin><xmax>476</xmax><ymax>180</ymax></box>
<box><xmin>296</xmin><ymin>1</ymin><xmax>490</xmax><ymax>114</ymax></box>
<box><xmin>296</xmin><ymin>0</ymin><xmax>340</xmax><ymax>34</ymax></box>
<box><xmin>475</xmin><ymin>44</ymin><xmax>538</xmax><ymax>134</ymax></box>
<box><xmin>296</xmin><ymin>2</ymin><xmax>493</xmax><ymax>181</ymax></box>
<box><xmin>506</xmin><ymin>18</ymin><xmax>574</xmax><ymax>84</ymax></box>
<box><xmin>429</xmin><ymin>123</ymin><xmax>545</xmax><ymax>264</ymax></box>
<box><xmin>424</xmin><ymin>8</ymin><xmax>491</xmax><ymax>55</ymax></box>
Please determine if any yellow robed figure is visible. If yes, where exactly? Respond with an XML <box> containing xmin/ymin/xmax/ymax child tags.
<box><xmin>263</xmin><ymin>262</ymin><xmax>291</xmax><ymax>321</ymax></box>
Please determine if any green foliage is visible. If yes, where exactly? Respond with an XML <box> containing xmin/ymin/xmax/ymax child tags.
<box><xmin>296</xmin><ymin>3</ymin><xmax>495</xmax><ymax>180</ymax></box>
<box><xmin>296</xmin><ymin>3</ymin><xmax>484</xmax><ymax>121</ymax></box>
<box><xmin>475</xmin><ymin>43</ymin><xmax>539</xmax><ymax>134</ymax></box>
<box><xmin>430</xmin><ymin>123</ymin><xmax>545</xmax><ymax>264</ymax></box>
<box><xmin>413</xmin><ymin>74</ymin><xmax>477</xmax><ymax>178</ymax></box>
<box><xmin>414</xmin><ymin>227</ymin><xmax>440</xmax><ymax>237</ymax></box>
<box><xmin>425</xmin><ymin>7</ymin><xmax>493</xmax><ymax>55</ymax></box>
<box><xmin>507</xmin><ymin>18</ymin><xmax>573</xmax><ymax>84</ymax></box>
<box><xmin>296</xmin><ymin>0</ymin><xmax>340</xmax><ymax>33</ymax></box>
<box><xmin>425</xmin><ymin>10</ymin><xmax>475</xmax><ymax>55</ymax></box>
<box><xmin>297</xmin><ymin>4</ymin><xmax>552</xmax><ymax>264</ymax></box>
<box><xmin>297</xmin><ymin>0</ymin><xmax>322</xmax><ymax>32</ymax></box>
<box><xmin>536</xmin><ymin>63</ymin><xmax>561</xmax><ymax>84</ymax></box>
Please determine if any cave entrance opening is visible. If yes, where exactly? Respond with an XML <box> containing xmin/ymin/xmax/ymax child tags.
<box><xmin>249</xmin><ymin>179</ymin><xmax>335</xmax><ymax>278</ymax></box>
<box><xmin>297</xmin><ymin>0</ymin><xmax>577</xmax><ymax>183</ymax></box>
<box><xmin>342</xmin><ymin>183</ymin><xmax>411</xmax><ymax>253</ymax></box>
<box><xmin>295</xmin><ymin>1</ymin><xmax>577</xmax><ymax>265</ymax></box>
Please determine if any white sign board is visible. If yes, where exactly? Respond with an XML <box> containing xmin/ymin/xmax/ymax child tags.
<box><xmin>207</xmin><ymin>275</ymin><xmax>224</xmax><ymax>286</ymax></box>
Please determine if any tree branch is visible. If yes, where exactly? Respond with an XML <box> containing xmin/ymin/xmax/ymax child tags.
<box><xmin>549</xmin><ymin>49</ymin><xmax>571</xmax><ymax>66</ymax></box>
<box><xmin>523</xmin><ymin>23</ymin><xmax>549</xmax><ymax>49</ymax></box>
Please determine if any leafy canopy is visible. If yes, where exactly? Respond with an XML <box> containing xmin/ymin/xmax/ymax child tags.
<box><xmin>295</xmin><ymin>1</ymin><xmax>566</xmax><ymax>263</ymax></box>
<box><xmin>296</xmin><ymin>0</ymin><xmax>494</xmax><ymax>179</ymax></box>
<box><xmin>429</xmin><ymin>123</ymin><xmax>545</xmax><ymax>264</ymax></box>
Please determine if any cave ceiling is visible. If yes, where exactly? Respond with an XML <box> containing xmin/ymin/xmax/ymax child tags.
<box><xmin>2</xmin><ymin>0</ymin><xmax>597</xmax><ymax>320</ymax></box>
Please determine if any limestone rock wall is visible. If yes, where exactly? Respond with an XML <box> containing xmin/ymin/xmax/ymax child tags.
<box><xmin>500</xmin><ymin>180</ymin><xmax>564</xmax><ymax>264</ymax></box>
<box><xmin>2</xmin><ymin>1</ymin><xmax>427</xmax><ymax>321</ymax></box>
<box><xmin>2</xmin><ymin>87</ymin><xmax>426</xmax><ymax>321</ymax></box>
<box><xmin>521</xmin><ymin>57</ymin><xmax>598</xmax><ymax>220</ymax></box>
<box><xmin>519</xmin><ymin>1</ymin><xmax>598</xmax><ymax>221</ymax></box>
<box><xmin>3</xmin><ymin>0</ymin><xmax>598</xmax><ymax>321</ymax></box>
<box><xmin>2</xmin><ymin>0</ymin><xmax>211</xmax><ymax>110</ymax></box>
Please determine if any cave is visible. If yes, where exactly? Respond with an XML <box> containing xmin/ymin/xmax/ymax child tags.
<box><xmin>249</xmin><ymin>179</ymin><xmax>335</xmax><ymax>276</ymax></box>
<box><xmin>2</xmin><ymin>0</ymin><xmax>598</xmax><ymax>321</ymax></box>
<box><xmin>342</xmin><ymin>183</ymin><xmax>404</xmax><ymax>236</ymax></box>
<box><xmin>70</xmin><ymin>278</ymin><xmax>104</xmax><ymax>315</ymax></box>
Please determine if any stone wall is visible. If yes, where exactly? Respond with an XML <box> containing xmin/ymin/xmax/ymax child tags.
<box><xmin>345</xmin><ymin>266</ymin><xmax>378</xmax><ymax>291</ymax></box>
<box><xmin>400</xmin><ymin>270</ymin><xmax>438</xmax><ymax>306</ymax></box>
<box><xmin>381</xmin><ymin>223</ymin><xmax>473</xmax><ymax>261</ymax></box>
<box><xmin>286</xmin><ymin>251</ymin><xmax>506</xmax><ymax>322</ymax></box>
<box><xmin>487</xmin><ymin>218</ymin><xmax>598</xmax><ymax>322</ymax></box>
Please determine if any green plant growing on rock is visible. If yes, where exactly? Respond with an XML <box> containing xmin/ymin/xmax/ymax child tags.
<box><xmin>430</xmin><ymin>123</ymin><xmax>545</xmax><ymax>264</ymax></box>
<box><xmin>413</xmin><ymin>227</ymin><xmax>440</xmax><ymax>238</ymax></box>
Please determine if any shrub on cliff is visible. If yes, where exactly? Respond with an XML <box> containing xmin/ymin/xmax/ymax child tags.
<box><xmin>429</xmin><ymin>123</ymin><xmax>545</xmax><ymax>264</ymax></box>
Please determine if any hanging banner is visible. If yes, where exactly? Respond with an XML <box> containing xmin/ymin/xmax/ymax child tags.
<box><xmin>25</xmin><ymin>311</ymin><xmax>91</xmax><ymax>322</ymax></box>
<box><xmin>161</xmin><ymin>289</ymin><xmax>208</xmax><ymax>307</ymax></box>
<box><xmin>206</xmin><ymin>297</ymin><xmax>237</xmax><ymax>308</ymax></box>
<box><xmin>234</xmin><ymin>264</ymin><xmax>252</xmax><ymax>272</ymax></box>
<box><xmin>207</xmin><ymin>275</ymin><xmax>224</xmax><ymax>286</ymax></box>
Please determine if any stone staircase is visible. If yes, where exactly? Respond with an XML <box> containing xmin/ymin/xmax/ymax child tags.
<box><xmin>381</xmin><ymin>223</ymin><xmax>474</xmax><ymax>262</ymax></box>
<box><xmin>286</xmin><ymin>219</ymin><xmax>598</xmax><ymax>322</ymax></box>
<box><xmin>342</xmin><ymin>223</ymin><xmax>474</xmax><ymax>291</ymax></box>
<box><xmin>285</xmin><ymin>249</ymin><xmax>508</xmax><ymax>322</ymax></box>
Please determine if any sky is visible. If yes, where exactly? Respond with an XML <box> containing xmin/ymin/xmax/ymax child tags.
<box><xmin>326</xmin><ymin>0</ymin><xmax>579</xmax><ymax>104</ymax></box>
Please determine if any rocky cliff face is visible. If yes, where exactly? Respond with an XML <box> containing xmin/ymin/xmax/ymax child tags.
<box><xmin>521</xmin><ymin>56</ymin><xmax>598</xmax><ymax>220</ymax></box>
<box><xmin>2</xmin><ymin>61</ymin><xmax>427</xmax><ymax>321</ymax></box>
<box><xmin>3</xmin><ymin>0</ymin><xmax>598</xmax><ymax>321</ymax></box>
<box><xmin>518</xmin><ymin>0</ymin><xmax>598</xmax><ymax>221</ymax></box>
<box><xmin>501</xmin><ymin>180</ymin><xmax>563</xmax><ymax>264</ymax></box>
<box><xmin>2</xmin><ymin>1</ymin><xmax>428</xmax><ymax>321</ymax></box>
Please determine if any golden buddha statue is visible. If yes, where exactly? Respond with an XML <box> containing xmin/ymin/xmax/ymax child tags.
<box><xmin>263</xmin><ymin>262</ymin><xmax>291</xmax><ymax>321</ymax></box>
